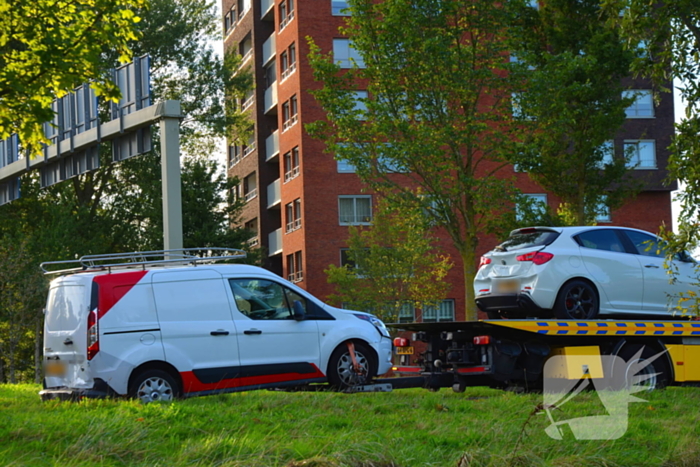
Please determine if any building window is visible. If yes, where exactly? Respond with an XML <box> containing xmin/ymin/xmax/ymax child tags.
<box><xmin>282</xmin><ymin>95</ymin><xmax>298</xmax><ymax>131</ymax></box>
<box><xmin>339</xmin><ymin>195</ymin><xmax>372</xmax><ymax>225</ymax></box>
<box><xmin>287</xmin><ymin>250</ymin><xmax>303</xmax><ymax>283</ymax></box>
<box><xmin>281</xmin><ymin>43</ymin><xmax>297</xmax><ymax>80</ymax></box>
<box><xmin>398</xmin><ymin>303</ymin><xmax>415</xmax><ymax>324</ymax></box>
<box><xmin>623</xmin><ymin>90</ymin><xmax>654</xmax><ymax>118</ymax></box>
<box><xmin>284</xmin><ymin>146</ymin><xmax>300</xmax><ymax>182</ymax></box>
<box><xmin>285</xmin><ymin>198</ymin><xmax>302</xmax><ymax>232</ymax></box>
<box><xmin>511</xmin><ymin>92</ymin><xmax>533</xmax><ymax>119</ymax></box>
<box><xmin>353</xmin><ymin>90</ymin><xmax>368</xmax><ymax>118</ymax></box>
<box><xmin>624</xmin><ymin>140</ymin><xmax>656</xmax><ymax>169</ymax></box>
<box><xmin>333</xmin><ymin>39</ymin><xmax>365</xmax><ymax>68</ymax></box>
<box><xmin>279</xmin><ymin>0</ymin><xmax>295</xmax><ymax>30</ymax></box>
<box><xmin>264</xmin><ymin>61</ymin><xmax>277</xmax><ymax>88</ymax></box>
<box><xmin>244</xmin><ymin>218</ymin><xmax>259</xmax><ymax>246</ymax></box>
<box><xmin>237</xmin><ymin>0</ymin><xmax>250</xmax><ymax>20</ymax></box>
<box><xmin>337</xmin><ymin>158</ymin><xmax>356</xmax><ymax>173</ymax></box>
<box><xmin>243</xmin><ymin>172</ymin><xmax>257</xmax><ymax>202</ymax></box>
<box><xmin>516</xmin><ymin>193</ymin><xmax>547</xmax><ymax>221</ymax></box>
<box><xmin>332</xmin><ymin>0</ymin><xmax>350</xmax><ymax>15</ymax></box>
<box><xmin>239</xmin><ymin>34</ymin><xmax>253</xmax><ymax>65</ymax></box>
<box><xmin>596</xmin><ymin>197</ymin><xmax>611</xmax><ymax>223</ymax></box>
<box><xmin>228</xmin><ymin>145</ymin><xmax>242</xmax><ymax>167</ymax></box>
<box><xmin>242</xmin><ymin>129</ymin><xmax>256</xmax><ymax>157</ymax></box>
<box><xmin>422</xmin><ymin>299</ymin><xmax>454</xmax><ymax>322</ymax></box>
<box><xmin>241</xmin><ymin>89</ymin><xmax>255</xmax><ymax>111</ymax></box>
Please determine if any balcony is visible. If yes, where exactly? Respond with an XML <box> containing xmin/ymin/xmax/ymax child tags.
<box><xmin>265</xmin><ymin>130</ymin><xmax>279</xmax><ymax>162</ymax></box>
<box><xmin>262</xmin><ymin>34</ymin><xmax>276</xmax><ymax>67</ymax></box>
<box><xmin>268</xmin><ymin>228</ymin><xmax>282</xmax><ymax>256</ymax></box>
<box><xmin>244</xmin><ymin>188</ymin><xmax>257</xmax><ymax>202</ymax></box>
<box><xmin>264</xmin><ymin>82</ymin><xmax>278</xmax><ymax>114</ymax></box>
<box><xmin>260</xmin><ymin>0</ymin><xmax>274</xmax><ymax>20</ymax></box>
<box><xmin>267</xmin><ymin>178</ymin><xmax>281</xmax><ymax>208</ymax></box>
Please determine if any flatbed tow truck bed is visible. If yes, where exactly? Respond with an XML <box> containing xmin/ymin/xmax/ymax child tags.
<box><xmin>368</xmin><ymin>319</ymin><xmax>700</xmax><ymax>392</ymax></box>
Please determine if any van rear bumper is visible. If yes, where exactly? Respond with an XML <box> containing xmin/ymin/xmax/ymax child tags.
<box><xmin>39</xmin><ymin>378</ymin><xmax>118</xmax><ymax>401</ymax></box>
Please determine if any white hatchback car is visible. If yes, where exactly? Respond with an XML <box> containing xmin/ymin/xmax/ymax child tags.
<box><xmin>474</xmin><ymin>226</ymin><xmax>697</xmax><ymax>319</ymax></box>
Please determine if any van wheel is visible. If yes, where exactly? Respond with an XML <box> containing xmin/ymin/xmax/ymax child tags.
<box><xmin>554</xmin><ymin>280</ymin><xmax>599</xmax><ymax>320</ymax></box>
<box><xmin>130</xmin><ymin>369</ymin><xmax>181</xmax><ymax>403</ymax></box>
<box><xmin>327</xmin><ymin>342</ymin><xmax>377</xmax><ymax>390</ymax></box>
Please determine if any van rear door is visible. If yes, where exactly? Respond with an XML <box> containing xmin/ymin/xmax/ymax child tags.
<box><xmin>43</xmin><ymin>276</ymin><xmax>94</xmax><ymax>389</ymax></box>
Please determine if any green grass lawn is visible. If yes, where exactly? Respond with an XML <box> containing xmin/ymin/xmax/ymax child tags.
<box><xmin>1</xmin><ymin>384</ymin><xmax>699</xmax><ymax>466</ymax></box>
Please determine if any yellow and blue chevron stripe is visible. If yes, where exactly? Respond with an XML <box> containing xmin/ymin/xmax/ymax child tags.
<box><xmin>485</xmin><ymin>320</ymin><xmax>700</xmax><ymax>337</ymax></box>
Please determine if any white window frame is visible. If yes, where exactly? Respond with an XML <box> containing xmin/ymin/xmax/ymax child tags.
<box><xmin>624</xmin><ymin>140</ymin><xmax>656</xmax><ymax>169</ymax></box>
<box><xmin>623</xmin><ymin>90</ymin><xmax>654</xmax><ymax>118</ymax></box>
<box><xmin>333</xmin><ymin>39</ymin><xmax>365</xmax><ymax>69</ymax></box>
<box><xmin>338</xmin><ymin>195</ymin><xmax>372</xmax><ymax>225</ymax></box>
<box><xmin>422</xmin><ymin>299</ymin><xmax>454</xmax><ymax>323</ymax></box>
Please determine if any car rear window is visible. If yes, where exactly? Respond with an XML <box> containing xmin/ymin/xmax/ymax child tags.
<box><xmin>496</xmin><ymin>229</ymin><xmax>560</xmax><ymax>252</ymax></box>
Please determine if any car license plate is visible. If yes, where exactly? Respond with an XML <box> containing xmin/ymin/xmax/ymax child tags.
<box><xmin>495</xmin><ymin>279</ymin><xmax>520</xmax><ymax>293</ymax></box>
<box><xmin>396</xmin><ymin>346</ymin><xmax>414</xmax><ymax>355</ymax></box>
<box><xmin>44</xmin><ymin>360</ymin><xmax>66</xmax><ymax>377</ymax></box>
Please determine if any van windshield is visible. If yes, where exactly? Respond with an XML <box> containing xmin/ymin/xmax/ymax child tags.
<box><xmin>46</xmin><ymin>285</ymin><xmax>86</xmax><ymax>332</ymax></box>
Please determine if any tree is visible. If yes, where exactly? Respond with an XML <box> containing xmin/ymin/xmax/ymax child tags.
<box><xmin>508</xmin><ymin>0</ymin><xmax>641</xmax><ymax>225</ymax></box>
<box><xmin>0</xmin><ymin>0</ymin><xmax>146</xmax><ymax>152</ymax></box>
<box><xmin>324</xmin><ymin>197</ymin><xmax>452</xmax><ymax>323</ymax></box>
<box><xmin>308</xmin><ymin>0</ymin><xmax>526</xmax><ymax>320</ymax></box>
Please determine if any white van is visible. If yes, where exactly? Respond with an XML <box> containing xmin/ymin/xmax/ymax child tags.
<box><xmin>40</xmin><ymin>249</ymin><xmax>393</xmax><ymax>402</ymax></box>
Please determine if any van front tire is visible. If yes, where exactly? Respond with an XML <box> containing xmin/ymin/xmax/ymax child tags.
<box><xmin>129</xmin><ymin>369</ymin><xmax>181</xmax><ymax>403</ymax></box>
<box><xmin>327</xmin><ymin>342</ymin><xmax>377</xmax><ymax>390</ymax></box>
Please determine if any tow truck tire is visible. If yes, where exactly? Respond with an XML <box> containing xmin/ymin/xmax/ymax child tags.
<box><xmin>612</xmin><ymin>344</ymin><xmax>670</xmax><ymax>391</ymax></box>
<box><xmin>327</xmin><ymin>342</ymin><xmax>377</xmax><ymax>390</ymax></box>
<box><xmin>554</xmin><ymin>280</ymin><xmax>599</xmax><ymax>320</ymax></box>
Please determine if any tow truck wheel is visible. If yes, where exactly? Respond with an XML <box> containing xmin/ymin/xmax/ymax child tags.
<box><xmin>452</xmin><ymin>382</ymin><xmax>466</xmax><ymax>393</ymax></box>
<box><xmin>554</xmin><ymin>280</ymin><xmax>599</xmax><ymax>320</ymax></box>
<box><xmin>327</xmin><ymin>342</ymin><xmax>377</xmax><ymax>390</ymax></box>
<box><xmin>612</xmin><ymin>344</ymin><xmax>670</xmax><ymax>391</ymax></box>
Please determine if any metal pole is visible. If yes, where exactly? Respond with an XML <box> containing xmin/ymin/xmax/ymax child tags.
<box><xmin>159</xmin><ymin>101</ymin><xmax>183</xmax><ymax>250</ymax></box>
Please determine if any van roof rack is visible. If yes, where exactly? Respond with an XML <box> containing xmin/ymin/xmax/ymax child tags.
<box><xmin>40</xmin><ymin>248</ymin><xmax>247</xmax><ymax>275</ymax></box>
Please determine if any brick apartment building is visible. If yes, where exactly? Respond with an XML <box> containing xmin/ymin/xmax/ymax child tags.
<box><xmin>221</xmin><ymin>0</ymin><xmax>676</xmax><ymax>322</ymax></box>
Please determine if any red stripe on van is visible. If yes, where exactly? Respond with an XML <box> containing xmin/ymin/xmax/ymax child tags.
<box><xmin>180</xmin><ymin>365</ymin><xmax>326</xmax><ymax>393</ymax></box>
<box><xmin>93</xmin><ymin>271</ymin><xmax>148</xmax><ymax>318</ymax></box>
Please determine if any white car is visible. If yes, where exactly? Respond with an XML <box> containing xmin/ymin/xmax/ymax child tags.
<box><xmin>474</xmin><ymin>226</ymin><xmax>697</xmax><ymax>319</ymax></box>
<box><xmin>40</xmin><ymin>249</ymin><xmax>393</xmax><ymax>402</ymax></box>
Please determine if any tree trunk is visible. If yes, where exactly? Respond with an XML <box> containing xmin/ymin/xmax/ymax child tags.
<box><xmin>461</xmin><ymin>247</ymin><xmax>479</xmax><ymax>321</ymax></box>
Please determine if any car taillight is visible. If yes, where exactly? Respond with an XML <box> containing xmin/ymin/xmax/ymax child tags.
<box><xmin>473</xmin><ymin>335</ymin><xmax>491</xmax><ymax>345</ymax></box>
<box><xmin>87</xmin><ymin>308</ymin><xmax>99</xmax><ymax>360</ymax></box>
<box><xmin>516</xmin><ymin>251</ymin><xmax>554</xmax><ymax>265</ymax></box>
<box><xmin>479</xmin><ymin>256</ymin><xmax>492</xmax><ymax>269</ymax></box>
<box><xmin>393</xmin><ymin>337</ymin><xmax>409</xmax><ymax>347</ymax></box>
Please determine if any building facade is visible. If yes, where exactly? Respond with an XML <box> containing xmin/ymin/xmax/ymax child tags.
<box><xmin>221</xmin><ymin>0</ymin><xmax>676</xmax><ymax>322</ymax></box>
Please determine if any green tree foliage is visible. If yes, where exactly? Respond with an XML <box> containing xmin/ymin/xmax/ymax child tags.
<box><xmin>0</xmin><ymin>0</ymin><xmax>146</xmax><ymax>152</ymax></box>
<box><xmin>508</xmin><ymin>0</ymin><xmax>641</xmax><ymax>225</ymax></box>
<box><xmin>308</xmin><ymin>0</ymin><xmax>525</xmax><ymax>320</ymax></box>
<box><xmin>325</xmin><ymin>197</ymin><xmax>452</xmax><ymax>323</ymax></box>
<box><xmin>0</xmin><ymin>0</ymin><xmax>256</xmax><ymax>381</ymax></box>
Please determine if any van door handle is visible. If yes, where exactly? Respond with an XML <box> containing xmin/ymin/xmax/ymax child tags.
<box><xmin>244</xmin><ymin>329</ymin><xmax>262</xmax><ymax>335</ymax></box>
<box><xmin>210</xmin><ymin>330</ymin><xmax>229</xmax><ymax>336</ymax></box>
<box><xmin>644</xmin><ymin>264</ymin><xmax>660</xmax><ymax>269</ymax></box>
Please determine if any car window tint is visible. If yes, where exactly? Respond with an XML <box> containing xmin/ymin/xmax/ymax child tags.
<box><xmin>497</xmin><ymin>230</ymin><xmax>560</xmax><ymax>251</ymax></box>
<box><xmin>229</xmin><ymin>279</ymin><xmax>294</xmax><ymax>320</ymax></box>
<box><xmin>624</xmin><ymin>230</ymin><xmax>664</xmax><ymax>258</ymax></box>
<box><xmin>575</xmin><ymin>229</ymin><xmax>626</xmax><ymax>253</ymax></box>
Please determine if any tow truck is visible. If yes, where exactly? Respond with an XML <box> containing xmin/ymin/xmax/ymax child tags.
<box><xmin>372</xmin><ymin>318</ymin><xmax>700</xmax><ymax>392</ymax></box>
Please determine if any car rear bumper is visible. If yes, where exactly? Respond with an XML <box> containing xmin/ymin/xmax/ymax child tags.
<box><xmin>475</xmin><ymin>293</ymin><xmax>551</xmax><ymax>318</ymax></box>
<box><xmin>39</xmin><ymin>379</ymin><xmax>118</xmax><ymax>401</ymax></box>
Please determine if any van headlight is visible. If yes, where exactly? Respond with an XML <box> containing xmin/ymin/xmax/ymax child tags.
<box><xmin>353</xmin><ymin>313</ymin><xmax>390</xmax><ymax>338</ymax></box>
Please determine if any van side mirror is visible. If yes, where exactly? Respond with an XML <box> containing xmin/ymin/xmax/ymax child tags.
<box><xmin>292</xmin><ymin>300</ymin><xmax>305</xmax><ymax>321</ymax></box>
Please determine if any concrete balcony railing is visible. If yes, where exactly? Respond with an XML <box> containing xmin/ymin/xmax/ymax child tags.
<box><xmin>265</xmin><ymin>130</ymin><xmax>279</xmax><ymax>162</ymax></box>
<box><xmin>266</xmin><ymin>178</ymin><xmax>281</xmax><ymax>208</ymax></box>
<box><xmin>262</xmin><ymin>34</ymin><xmax>276</xmax><ymax>67</ymax></box>
<box><xmin>268</xmin><ymin>228</ymin><xmax>282</xmax><ymax>256</ymax></box>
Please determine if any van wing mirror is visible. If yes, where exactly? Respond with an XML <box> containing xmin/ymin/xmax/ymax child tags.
<box><xmin>292</xmin><ymin>300</ymin><xmax>305</xmax><ymax>321</ymax></box>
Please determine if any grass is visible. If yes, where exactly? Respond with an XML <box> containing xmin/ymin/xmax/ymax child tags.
<box><xmin>1</xmin><ymin>384</ymin><xmax>699</xmax><ymax>466</ymax></box>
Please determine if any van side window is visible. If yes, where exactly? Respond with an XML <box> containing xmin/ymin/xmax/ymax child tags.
<box><xmin>229</xmin><ymin>279</ymin><xmax>306</xmax><ymax>320</ymax></box>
